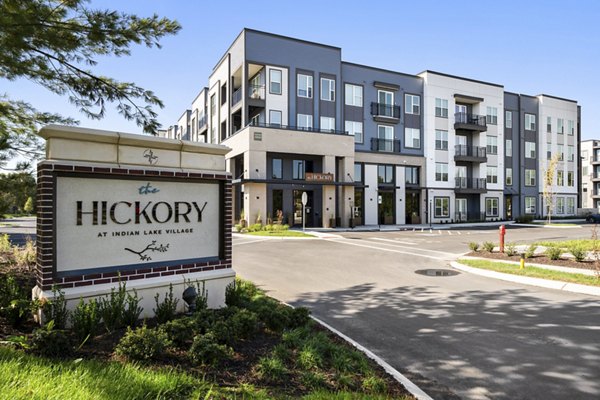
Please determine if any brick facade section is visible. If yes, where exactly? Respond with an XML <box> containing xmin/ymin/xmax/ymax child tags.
<box><xmin>36</xmin><ymin>162</ymin><xmax>233</xmax><ymax>291</ymax></box>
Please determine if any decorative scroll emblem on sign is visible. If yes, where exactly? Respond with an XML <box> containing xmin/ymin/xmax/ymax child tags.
<box><xmin>143</xmin><ymin>149</ymin><xmax>158</xmax><ymax>165</ymax></box>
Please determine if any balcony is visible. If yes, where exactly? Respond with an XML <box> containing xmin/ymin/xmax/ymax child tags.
<box><xmin>370</xmin><ymin>102</ymin><xmax>401</xmax><ymax>123</ymax></box>
<box><xmin>454</xmin><ymin>177</ymin><xmax>487</xmax><ymax>193</ymax></box>
<box><xmin>454</xmin><ymin>211</ymin><xmax>487</xmax><ymax>222</ymax></box>
<box><xmin>371</xmin><ymin>138</ymin><xmax>401</xmax><ymax>153</ymax></box>
<box><xmin>248</xmin><ymin>121</ymin><xmax>348</xmax><ymax>135</ymax></box>
<box><xmin>454</xmin><ymin>145</ymin><xmax>487</xmax><ymax>162</ymax></box>
<box><xmin>454</xmin><ymin>112</ymin><xmax>487</xmax><ymax>132</ymax></box>
<box><xmin>593</xmin><ymin>174</ymin><xmax>600</xmax><ymax>182</ymax></box>
<box><xmin>198</xmin><ymin>116</ymin><xmax>207</xmax><ymax>131</ymax></box>
<box><xmin>232</xmin><ymin>87</ymin><xmax>242</xmax><ymax>106</ymax></box>
<box><xmin>248</xmin><ymin>84</ymin><xmax>265</xmax><ymax>100</ymax></box>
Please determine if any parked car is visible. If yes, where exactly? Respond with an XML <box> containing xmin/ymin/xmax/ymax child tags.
<box><xmin>585</xmin><ymin>213</ymin><xmax>600</xmax><ymax>223</ymax></box>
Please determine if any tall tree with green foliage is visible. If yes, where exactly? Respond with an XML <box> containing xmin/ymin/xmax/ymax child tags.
<box><xmin>0</xmin><ymin>172</ymin><xmax>36</xmax><ymax>216</ymax></box>
<box><xmin>543</xmin><ymin>153</ymin><xmax>561</xmax><ymax>224</ymax></box>
<box><xmin>0</xmin><ymin>0</ymin><xmax>181</xmax><ymax>169</ymax></box>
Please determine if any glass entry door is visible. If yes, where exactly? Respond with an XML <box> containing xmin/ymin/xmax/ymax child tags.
<box><xmin>378</xmin><ymin>191</ymin><xmax>394</xmax><ymax>225</ymax></box>
<box><xmin>456</xmin><ymin>198</ymin><xmax>467</xmax><ymax>221</ymax></box>
<box><xmin>293</xmin><ymin>190</ymin><xmax>313</xmax><ymax>227</ymax></box>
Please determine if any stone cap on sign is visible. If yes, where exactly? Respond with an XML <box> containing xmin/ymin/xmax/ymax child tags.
<box><xmin>39</xmin><ymin>124</ymin><xmax>230</xmax><ymax>172</ymax></box>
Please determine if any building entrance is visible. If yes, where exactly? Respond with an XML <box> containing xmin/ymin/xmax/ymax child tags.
<box><xmin>378</xmin><ymin>191</ymin><xmax>394</xmax><ymax>225</ymax></box>
<box><xmin>405</xmin><ymin>191</ymin><xmax>420</xmax><ymax>224</ymax></box>
<box><xmin>293</xmin><ymin>190</ymin><xmax>314</xmax><ymax>227</ymax></box>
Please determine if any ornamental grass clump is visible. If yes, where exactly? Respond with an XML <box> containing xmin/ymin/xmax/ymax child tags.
<box><xmin>468</xmin><ymin>242</ymin><xmax>480</xmax><ymax>252</ymax></box>
<box><xmin>569</xmin><ymin>245</ymin><xmax>586</xmax><ymax>262</ymax></box>
<box><xmin>545</xmin><ymin>246</ymin><xmax>563</xmax><ymax>261</ymax></box>
<box><xmin>482</xmin><ymin>241</ymin><xmax>495</xmax><ymax>253</ymax></box>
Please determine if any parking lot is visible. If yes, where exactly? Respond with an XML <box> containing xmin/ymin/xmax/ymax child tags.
<box><xmin>233</xmin><ymin>224</ymin><xmax>600</xmax><ymax>400</ymax></box>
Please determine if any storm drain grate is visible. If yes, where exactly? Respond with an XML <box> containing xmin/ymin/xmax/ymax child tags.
<box><xmin>415</xmin><ymin>269</ymin><xmax>460</xmax><ymax>277</ymax></box>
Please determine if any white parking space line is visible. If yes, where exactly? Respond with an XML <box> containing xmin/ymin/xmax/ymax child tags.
<box><xmin>372</xmin><ymin>238</ymin><xmax>418</xmax><ymax>245</ymax></box>
<box><xmin>233</xmin><ymin>238</ymin><xmax>270</xmax><ymax>246</ymax></box>
<box><xmin>330</xmin><ymin>239</ymin><xmax>449</xmax><ymax>260</ymax></box>
<box><xmin>366</xmin><ymin>238</ymin><xmax>462</xmax><ymax>257</ymax></box>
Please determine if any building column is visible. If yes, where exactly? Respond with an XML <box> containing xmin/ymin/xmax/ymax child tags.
<box><xmin>395</xmin><ymin>166</ymin><xmax>406</xmax><ymax>224</ymax></box>
<box><xmin>322</xmin><ymin>155</ymin><xmax>336</xmax><ymax>227</ymax></box>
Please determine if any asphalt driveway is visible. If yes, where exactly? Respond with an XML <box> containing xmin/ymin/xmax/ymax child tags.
<box><xmin>233</xmin><ymin>226</ymin><xmax>600</xmax><ymax>400</ymax></box>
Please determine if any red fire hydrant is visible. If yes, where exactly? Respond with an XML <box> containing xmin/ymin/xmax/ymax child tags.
<box><xmin>499</xmin><ymin>224</ymin><xmax>506</xmax><ymax>253</ymax></box>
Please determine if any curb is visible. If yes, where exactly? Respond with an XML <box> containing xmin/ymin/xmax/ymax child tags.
<box><xmin>460</xmin><ymin>255</ymin><xmax>598</xmax><ymax>276</ymax></box>
<box><xmin>232</xmin><ymin>232</ymin><xmax>318</xmax><ymax>240</ymax></box>
<box><xmin>451</xmin><ymin>261</ymin><xmax>600</xmax><ymax>297</ymax></box>
<box><xmin>312</xmin><ymin>316</ymin><xmax>434</xmax><ymax>400</ymax></box>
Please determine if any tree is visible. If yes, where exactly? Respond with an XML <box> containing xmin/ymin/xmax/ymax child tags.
<box><xmin>0</xmin><ymin>172</ymin><xmax>36</xmax><ymax>216</ymax></box>
<box><xmin>0</xmin><ymin>0</ymin><xmax>181</xmax><ymax>169</ymax></box>
<box><xmin>23</xmin><ymin>196</ymin><xmax>34</xmax><ymax>214</ymax></box>
<box><xmin>543</xmin><ymin>154</ymin><xmax>561</xmax><ymax>224</ymax></box>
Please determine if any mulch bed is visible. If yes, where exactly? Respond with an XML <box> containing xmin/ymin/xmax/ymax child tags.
<box><xmin>467</xmin><ymin>251</ymin><xmax>600</xmax><ymax>272</ymax></box>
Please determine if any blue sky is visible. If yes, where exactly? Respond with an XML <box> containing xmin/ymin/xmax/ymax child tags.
<box><xmin>5</xmin><ymin>0</ymin><xmax>600</xmax><ymax>139</ymax></box>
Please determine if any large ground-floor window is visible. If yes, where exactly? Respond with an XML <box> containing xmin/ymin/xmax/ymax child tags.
<box><xmin>525</xmin><ymin>197</ymin><xmax>536</xmax><ymax>214</ymax></box>
<box><xmin>485</xmin><ymin>198</ymin><xmax>499</xmax><ymax>217</ymax></box>
<box><xmin>434</xmin><ymin>197</ymin><xmax>450</xmax><ymax>218</ymax></box>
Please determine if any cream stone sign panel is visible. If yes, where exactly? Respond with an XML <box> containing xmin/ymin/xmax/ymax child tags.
<box><xmin>55</xmin><ymin>176</ymin><xmax>220</xmax><ymax>275</ymax></box>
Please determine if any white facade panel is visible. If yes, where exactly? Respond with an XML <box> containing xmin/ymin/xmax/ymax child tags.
<box><xmin>364</xmin><ymin>164</ymin><xmax>378</xmax><ymax>225</ymax></box>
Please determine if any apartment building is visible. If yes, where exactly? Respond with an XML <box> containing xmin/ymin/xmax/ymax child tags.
<box><xmin>163</xmin><ymin>28</ymin><xmax>580</xmax><ymax>227</ymax></box>
<box><xmin>581</xmin><ymin>139</ymin><xmax>599</xmax><ymax>209</ymax></box>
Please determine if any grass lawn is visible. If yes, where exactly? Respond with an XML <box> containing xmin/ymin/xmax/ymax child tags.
<box><xmin>534</xmin><ymin>239</ymin><xmax>600</xmax><ymax>251</ymax></box>
<box><xmin>245</xmin><ymin>230</ymin><xmax>314</xmax><ymax>237</ymax></box>
<box><xmin>459</xmin><ymin>258</ymin><xmax>600</xmax><ymax>287</ymax></box>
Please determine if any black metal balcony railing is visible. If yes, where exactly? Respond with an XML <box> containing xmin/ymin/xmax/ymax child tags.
<box><xmin>248</xmin><ymin>84</ymin><xmax>265</xmax><ymax>100</ymax></box>
<box><xmin>454</xmin><ymin>145</ymin><xmax>486</xmax><ymax>158</ymax></box>
<box><xmin>232</xmin><ymin>88</ymin><xmax>242</xmax><ymax>106</ymax></box>
<box><xmin>454</xmin><ymin>211</ymin><xmax>486</xmax><ymax>222</ymax></box>
<box><xmin>454</xmin><ymin>177</ymin><xmax>487</xmax><ymax>190</ymax></box>
<box><xmin>454</xmin><ymin>112</ymin><xmax>487</xmax><ymax>128</ymax></box>
<box><xmin>247</xmin><ymin>121</ymin><xmax>348</xmax><ymax>135</ymax></box>
<box><xmin>371</xmin><ymin>138</ymin><xmax>401</xmax><ymax>153</ymax></box>
<box><xmin>198</xmin><ymin>116</ymin><xmax>206</xmax><ymax>129</ymax></box>
<box><xmin>370</xmin><ymin>102</ymin><xmax>401</xmax><ymax>119</ymax></box>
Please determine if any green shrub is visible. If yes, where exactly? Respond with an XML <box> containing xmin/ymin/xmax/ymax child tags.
<box><xmin>0</xmin><ymin>275</ymin><xmax>31</xmax><ymax>327</ymax></box>
<box><xmin>188</xmin><ymin>333</ymin><xmax>233</xmax><ymax>366</ymax></box>
<box><xmin>12</xmin><ymin>239</ymin><xmax>36</xmax><ymax>268</ymax></box>
<box><xmin>0</xmin><ymin>234</ymin><xmax>10</xmax><ymax>253</ymax></box>
<box><xmin>525</xmin><ymin>244</ymin><xmax>537</xmax><ymax>258</ymax></box>
<box><xmin>505</xmin><ymin>242</ymin><xmax>517</xmax><ymax>257</ymax></box>
<box><xmin>210</xmin><ymin>320</ymin><xmax>236</xmax><ymax>345</ymax></box>
<box><xmin>3</xmin><ymin>299</ymin><xmax>31</xmax><ymax>327</ymax></box>
<box><xmin>334</xmin><ymin>372</ymin><xmax>356</xmax><ymax>391</ymax></box>
<box><xmin>115</xmin><ymin>325</ymin><xmax>169</xmax><ymax>361</ymax></box>
<box><xmin>515</xmin><ymin>215</ymin><xmax>534</xmax><ymax>223</ymax></box>
<box><xmin>272</xmin><ymin>343</ymin><xmax>292</xmax><ymax>364</ymax></box>
<box><xmin>288</xmin><ymin>307</ymin><xmax>311</xmax><ymax>329</ymax></box>
<box><xmin>482</xmin><ymin>241</ymin><xmax>495</xmax><ymax>253</ymax></box>
<box><xmin>297</xmin><ymin>345</ymin><xmax>323</xmax><ymax>370</ymax></box>
<box><xmin>255</xmin><ymin>356</ymin><xmax>287</xmax><ymax>382</ymax></box>
<box><xmin>545</xmin><ymin>246</ymin><xmax>563</xmax><ymax>260</ymax></box>
<box><xmin>282</xmin><ymin>326</ymin><xmax>312</xmax><ymax>349</ymax></box>
<box><xmin>361</xmin><ymin>375</ymin><xmax>387</xmax><ymax>394</ymax></box>
<box><xmin>225</xmin><ymin>278</ymin><xmax>257</xmax><ymax>308</ymax></box>
<box><xmin>247</xmin><ymin>223</ymin><xmax>263</xmax><ymax>232</ymax></box>
<box><xmin>161</xmin><ymin>317</ymin><xmax>196</xmax><ymax>348</ymax></box>
<box><xmin>98</xmin><ymin>282</ymin><xmax>127</xmax><ymax>332</ymax></box>
<box><xmin>468</xmin><ymin>242</ymin><xmax>479</xmax><ymax>252</ymax></box>
<box><xmin>569</xmin><ymin>245</ymin><xmax>586</xmax><ymax>262</ymax></box>
<box><xmin>30</xmin><ymin>323</ymin><xmax>71</xmax><ymax>358</ymax></box>
<box><xmin>234</xmin><ymin>224</ymin><xmax>242</xmax><ymax>232</ymax></box>
<box><xmin>153</xmin><ymin>283</ymin><xmax>179</xmax><ymax>324</ymax></box>
<box><xmin>257</xmin><ymin>304</ymin><xmax>290</xmax><ymax>333</ymax></box>
<box><xmin>194</xmin><ymin>308</ymin><xmax>219</xmax><ymax>334</ymax></box>
<box><xmin>300</xmin><ymin>371</ymin><xmax>327</xmax><ymax>389</ymax></box>
<box><xmin>43</xmin><ymin>286</ymin><xmax>69</xmax><ymax>329</ymax></box>
<box><xmin>122</xmin><ymin>289</ymin><xmax>143</xmax><ymax>327</ymax></box>
<box><xmin>193</xmin><ymin>280</ymin><xmax>208</xmax><ymax>312</ymax></box>
<box><xmin>70</xmin><ymin>298</ymin><xmax>101</xmax><ymax>343</ymax></box>
<box><xmin>229</xmin><ymin>308</ymin><xmax>258</xmax><ymax>340</ymax></box>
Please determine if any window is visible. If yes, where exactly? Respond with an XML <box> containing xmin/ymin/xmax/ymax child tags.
<box><xmin>220</xmin><ymin>84</ymin><xmax>227</xmax><ymax>105</ymax></box>
<box><xmin>567</xmin><ymin>197</ymin><xmax>575</xmax><ymax>214</ymax></box>
<box><xmin>269</xmin><ymin>69</ymin><xmax>282</xmax><ymax>94</ymax></box>
<box><xmin>568</xmin><ymin>120</ymin><xmax>574</xmax><ymax>135</ymax></box>
<box><xmin>557</xmin><ymin>118</ymin><xmax>564</xmax><ymax>134</ymax></box>
<box><xmin>547</xmin><ymin>116</ymin><xmax>552</xmax><ymax>133</ymax></box>
<box><xmin>435</xmin><ymin>130</ymin><xmax>448</xmax><ymax>150</ymax></box>
<box><xmin>345</xmin><ymin>84</ymin><xmax>363</xmax><ymax>107</ymax></box>
<box><xmin>297</xmin><ymin>74</ymin><xmax>313</xmax><ymax>98</ymax></box>
<box><xmin>435</xmin><ymin>163</ymin><xmax>448</xmax><ymax>182</ymax></box>
<box><xmin>320</xmin><ymin>116</ymin><xmax>335</xmax><ymax>131</ymax></box>
<box><xmin>320</xmin><ymin>78</ymin><xmax>335</xmax><ymax>101</ymax></box>
<box><xmin>486</xmin><ymin>198</ymin><xmax>499</xmax><ymax>217</ymax></box>
<box><xmin>558</xmin><ymin>144</ymin><xmax>564</xmax><ymax>161</ymax></box>
<box><xmin>486</xmin><ymin>136</ymin><xmax>498</xmax><ymax>155</ymax></box>
<box><xmin>525</xmin><ymin>113</ymin><xmax>536</xmax><ymax>131</ymax></box>
<box><xmin>434</xmin><ymin>197</ymin><xmax>450</xmax><ymax>218</ymax></box>
<box><xmin>292</xmin><ymin>160</ymin><xmax>304</xmax><ymax>180</ymax></box>
<box><xmin>435</xmin><ymin>98</ymin><xmax>448</xmax><ymax>118</ymax></box>
<box><xmin>405</xmin><ymin>166</ymin><xmax>419</xmax><ymax>185</ymax></box>
<box><xmin>505</xmin><ymin>110</ymin><xmax>512</xmax><ymax>128</ymax></box>
<box><xmin>567</xmin><ymin>171</ymin><xmax>574</xmax><ymax>186</ymax></box>
<box><xmin>354</xmin><ymin>163</ymin><xmax>363</xmax><ymax>182</ymax></box>
<box><xmin>297</xmin><ymin>114</ymin><xmax>313</xmax><ymax>130</ymax></box>
<box><xmin>345</xmin><ymin>121</ymin><xmax>363</xmax><ymax>143</ymax></box>
<box><xmin>525</xmin><ymin>142</ymin><xmax>536</xmax><ymax>158</ymax></box>
<box><xmin>272</xmin><ymin>158</ymin><xmax>282</xmax><ymax>179</ymax></box>
<box><xmin>547</xmin><ymin>151</ymin><xmax>552</xmax><ymax>160</ymax></box>
<box><xmin>486</xmin><ymin>107</ymin><xmax>498</xmax><ymax>125</ymax></box>
<box><xmin>525</xmin><ymin>197</ymin><xmax>536</xmax><ymax>214</ymax></box>
<box><xmin>567</xmin><ymin>145</ymin><xmax>575</xmax><ymax>162</ymax></box>
<box><xmin>377</xmin><ymin>165</ymin><xmax>394</xmax><ymax>184</ymax></box>
<box><xmin>557</xmin><ymin>170</ymin><xmax>564</xmax><ymax>186</ymax></box>
<box><xmin>269</xmin><ymin>110</ymin><xmax>282</xmax><ymax>126</ymax></box>
<box><xmin>378</xmin><ymin>90</ymin><xmax>393</xmax><ymax>105</ymax></box>
<box><xmin>506</xmin><ymin>139</ymin><xmax>512</xmax><ymax>157</ymax></box>
<box><xmin>525</xmin><ymin>169</ymin><xmax>536</xmax><ymax>186</ymax></box>
<box><xmin>405</xmin><ymin>128</ymin><xmax>420</xmax><ymax>148</ymax></box>
<box><xmin>405</xmin><ymin>94</ymin><xmax>420</xmax><ymax>115</ymax></box>
<box><xmin>377</xmin><ymin>125</ymin><xmax>394</xmax><ymax>151</ymax></box>
<box><xmin>487</xmin><ymin>166</ymin><xmax>498</xmax><ymax>184</ymax></box>
<box><xmin>210</xmin><ymin>94</ymin><xmax>216</xmax><ymax>115</ymax></box>
<box><xmin>506</xmin><ymin>168</ymin><xmax>513</xmax><ymax>186</ymax></box>
<box><xmin>556</xmin><ymin>197</ymin><xmax>565</xmax><ymax>214</ymax></box>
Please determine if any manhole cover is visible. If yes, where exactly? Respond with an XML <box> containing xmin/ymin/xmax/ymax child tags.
<box><xmin>415</xmin><ymin>269</ymin><xmax>460</xmax><ymax>277</ymax></box>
